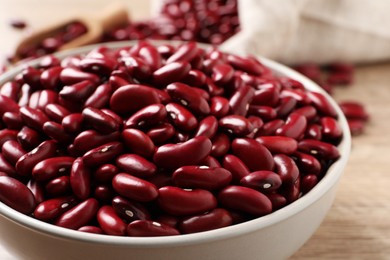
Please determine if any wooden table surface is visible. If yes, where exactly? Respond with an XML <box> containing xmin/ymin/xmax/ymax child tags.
<box><xmin>1</xmin><ymin>1</ymin><xmax>389</xmax><ymax>259</ymax></box>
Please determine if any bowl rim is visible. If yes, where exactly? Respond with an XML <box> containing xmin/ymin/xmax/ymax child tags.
<box><xmin>0</xmin><ymin>40</ymin><xmax>351</xmax><ymax>248</ymax></box>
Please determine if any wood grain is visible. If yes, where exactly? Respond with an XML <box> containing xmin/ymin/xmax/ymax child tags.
<box><xmin>1</xmin><ymin>1</ymin><xmax>389</xmax><ymax>259</ymax></box>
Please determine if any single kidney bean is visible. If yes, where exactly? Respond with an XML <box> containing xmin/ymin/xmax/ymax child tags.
<box><xmin>273</xmin><ymin>154</ymin><xmax>300</xmax><ymax>185</ymax></box>
<box><xmin>0</xmin><ymin>81</ymin><xmax>20</xmax><ymax>101</ymax></box>
<box><xmin>26</xmin><ymin>179</ymin><xmax>45</xmax><ymax>204</ymax></box>
<box><xmin>22</xmin><ymin>67</ymin><xmax>42</xmax><ymax>89</ymax></box>
<box><xmin>280</xmin><ymin>89</ymin><xmax>311</xmax><ymax>106</ymax></box>
<box><xmin>298</xmin><ymin>139</ymin><xmax>340</xmax><ymax>160</ymax></box>
<box><xmin>82</xmin><ymin>107</ymin><xmax>120</xmax><ymax>134</ymax></box>
<box><xmin>231</xmin><ymin>138</ymin><xmax>274</xmax><ymax>171</ymax></box>
<box><xmin>166</xmin><ymin>42</ymin><xmax>198</xmax><ymax>63</ymax></box>
<box><xmin>82</xmin><ymin>142</ymin><xmax>124</xmax><ymax>167</ymax></box>
<box><xmin>182</xmin><ymin>69</ymin><xmax>207</xmax><ymax>87</ymax></box>
<box><xmin>146</xmin><ymin>123</ymin><xmax>175</xmax><ymax>144</ymax></box>
<box><xmin>122</xmin><ymin>129</ymin><xmax>155</xmax><ymax>158</ymax></box>
<box><xmin>40</xmin><ymin>66</ymin><xmax>63</xmax><ymax>89</ymax></box>
<box><xmin>62</xmin><ymin>113</ymin><xmax>84</xmax><ymax>133</ymax></box>
<box><xmin>158</xmin><ymin>186</ymin><xmax>217</xmax><ymax>216</ymax></box>
<box><xmin>338</xmin><ymin>101</ymin><xmax>369</xmax><ymax>121</ymax></box>
<box><xmin>266</xmin><ymin>193</ymin><xmax>287</xmax><ymax>210</ymax></box>
<box><xmin>0</xmin><ymin>129</ymin><xmax>18</xmax><ymax>147</ymax></box>
<box><xmin>109</xmin><ymin>75</ymin><xmax>132</xmax><ymax>91</ymax></box>
<box><xmin>219</xmin><ymin>115</ymin><xmax>254</xmax><ymax>136</ymax></box>
<box><xmin>227</xmin><ymin>54</ymin><xmax>264</xmax><ymax>76</ymax></box>
<box><xmin>247</xmin><ymin>116</ymin><xmax>264</xmax><ymax>136</ymax></box>
<box><xmin>45</xmin><ymin>176</ymin><xmax>71</xmax><ymax>197</ymax></box>
<box><xmin>211</xmin><ymin>133</ymin><xmax>230</xmax><ymax>158</ymax></box>
<box><xmin>97</xmin><ymin>205</ymin><xmax>127</xmax><ymax>236</ymax></box>
<box><xmin>292</xmin><ymin>151</ymin><xmax>321</xmax><ymax>176</ymax></box>
<box><xmin>292</xmin><ymin>106</ymin><xmax>317</xmax><ymax>122</ymax></box>
<box><xmin>0</xmin><ymin>154</ymin><xmax>16</xmax><ymax>177</ymax></box>
<box><xmin>79</xmin><ymin>57</ymin><xmax>117</xmax><ymax>76</ymax></box>
<box><xmin>210</xmin><ymin>96</ymin><xmax>230</xmax><ymax>119</ymax></box>
<box><xmin>59</xmin><ymin>80</ymin><xmax>96</xmax><ymax>102</ymax></box>
<box><xmin>110</xmin><ymin>84</ymin><xmax>160</xmax><ymax>115</ymax></box>
<box><xmin>0</xmin><ymin>94</ymin><xmax>20</xmax><ymax>117</ymax></box>
<box><xmin>307</xmin><ymin>92</ymin><xmax>338</xmax><ymax>118</ymax></box>
<box><xmin>93</xmin><ymin>164</ymin><xmax>118</xmax><ymax>183</ymax></box>
<box><xmin>166</xmin><ymin>82</ymin><xmax>210</xmax><ymax>115</ymax></box>
<box><xmin>116</xmin><ymin>154</ymin><xmax>157</xmax><ymax>178</ymax></box>
<box><xmin>0</xmin><ymin>176</ymin><xmax>36</xmax><ymax>214</ymax></box>
<box><xmin>195</xmin><ymin>116</ymin><xmax>218</xmax><ymax>139</ymax></box>
<box><xmin>301</xmin><ymin>174</ymin><xmax>319</xmax><ymax>194</ymax></box>
<box><xmin>282</xmin><ymin>178</ymin><xmax>301</xmax><ymax>203</ymax></box>
<box><xmin>45</xmin><ymin>104</ymin><xmax>71</xmax><ymax>123</ymax></box>
<box><xmin>112</xmin><ymin>196</ymin><xmax>151</xmax><ymax>223</ymax></box>
<box><xmin>252</xmin><ymin>87</ymin><xmax>280</xmax><ymax>107</ymax></box>
<box><xmin>55</xmin><ymin>198</ymin><xmax>99</xmax><ymax>230</ymax></box>
<box><xmin>78</xmin><ymin>226</ymin><xmax>103</xmax><ymax>234</ymax></box>
<box><xmin>42</xmin><ymin>121</ymin><xmax>73</xmax><ymax>143</ymax></box>
<box><xmin>125</xmin><ymin>104</ymin><xmax>167</xmax><ymax>129</ymax></box>
<box><xmin>257</xmin><ymin>119</ymin><xmax>285</xmax><ymax>136</ymax></box>
<box><xmin>153</xmin><ymin>61</ymin><xmax>191</xmax><ymax>86</ymax></box>
<box><xmin>275</xmin><ymin>97</ymin><xmax>297</xmax><ymax>118</ymax></box>
<box><xmin>153</xmin><ymin>136</ymin><xmax>212</xmax><ymax>169</ymax></box>
<box><xmin>347</xmin><ymin>119</ymin><xmax>365</xmax><ymax>136</ymax></box>
<box><xmin>240</xmin><ymin>171</ymin><xmax>282</xmax><ymax>193</ymax></box>
<box><xmin>218</xmin><ymin>185</ymin><xmax>272</xmax><ymax>216</ymax></box>
<box><xmin>179</xmin><ymin>208</ymin><xmax>233</xmax><ymax>234</ymax></box>
<box><xmin>256</xmin><ymin>136</ymin><xmax>298</xmax><ymax>155</ymax></box>
<box><xmin>16</xmin><ymin>140</ymin><xmax>57</xmax><ymax>176</ymax></box>
<box><xmin>248</xmin><ymin>105</ymin><xmax>277</xmax><ymax>121</ymax></box>
<box><xmin>153</xmin><ymin>88</ymin><xmax>172</xmax><ymax>104</ymax></box>
<box><xmin>59</xmin><ymin>67</ymin><xmax>100</xmax><ymax>86</ymax></box>
<box><xmin>112</xmin><ymin>173</ymin><xmax>158</xmax><ymax>202</ymax></box>
<box><xmin>2</xmin><ymin>140</ymin><xmax>25</xmax><ymax>166</ymax></box>
<box><xmin>138</xmin><ymin>45</ymin><xmax>162</xmax><ymax>71</ymax></box>
<box><xmin>205</xmin><ymin>78</ymin><xmax>224</xmax><ymax>96</ymax></box>
<box><xmin>2</xmin><ymin>111</ymin><xmax>24</xmax><ymax>130</ymax></box>
<box><xmin>127</xmin><ymin>220</ymin><xmax>180</xmax><ymax>237</ymax></box>
<box><xmin>229</xmin><ymin>85</ymin><xmax>255</xmax><ymax>116</ymax></box>
<box><xmin>17</xmin><ymin>126</ymin><xmax>42</xmax><ymax>151</ymax></box>
<box><xmin>73</xmin><ymin>130</ymin><xmax>120</xmax><ymax>153</ymax></box>
<box><xmin>121</xmin><ymin>56</ymin><xmax>152</xmax><ymax>80</ymax></box>
<box><xmin>165</xmin><ymin>102</ymin><xmax>198</xmax><ymax>132</ymax></box>
<box><xmin>320</xmin><ymin>117</ymin><xmax>342</xmax><ymax>140</ymax></box>
<box><xmin>70</xmin><ymin>158</ymin><xmax>91</xmax><ymax>200</ymax></box>
<box><xmin>172</xmin><ymin>166</ymin><xmax>232</xmax><ymax>190</ymax></box>
<box><xmin>18</xmin><ymin>84</ymin><xmax>32</xmax><ymax>107</ymax></box>
<box><xmin>84</xmin><ymin>83</ymin><xmax>112</xmax><ymax>109</ymax></box>
<box><xmin>202</xmin><ymin>156</ymin><xmax>221</xmax><ymax>168</ymax></box>
<box><xmin>34</xmin><ymin>196</ymin><xmax>76</xmax><ymax>221</ymax></box>
<box><xmin>94</xmin><ymin>184</ymin><xmax>115</xmax><ymax>203</ymax></box>
<box><xmin>32</xmin><ymin>156</ymin><xmax>74</xmax><ymax>182</ymax></box>
<box><xmin>212</xmin><ymin>63</ymin><xmax>234</xmax><ymax>85</ymax></box>
<box><xmin>305</xmin><ymin>124</ymin><xmax>322</xmax><ymax>140</ymax></box>
<box><xmin>276</xmin><ymin>113</ymin><xmax>307</xmax><ymax>140</ymax></box>
<box><xmin>19</xmin><ymin>106</ymin><xmax>49</xmax><ymax>131</ymax></box>
<box><xmin>222</xmin><ymin>154</ymin><xmax>250</xmax><ymax>182</ymax></box>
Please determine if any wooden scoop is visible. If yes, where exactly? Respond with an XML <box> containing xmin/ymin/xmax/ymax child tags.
<box><xmin>13</xmin><ymin>3</ymin><xmax>129</xmax><ymax>62</ymax></box>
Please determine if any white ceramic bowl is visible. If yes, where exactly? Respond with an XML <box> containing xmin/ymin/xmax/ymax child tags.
<box><xmin>0</xmin><ymin>41</ymin><xmax>351</xmax><ymax>260</ymax></box>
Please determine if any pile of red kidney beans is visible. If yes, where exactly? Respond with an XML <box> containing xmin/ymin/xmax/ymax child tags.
<box><xmin>0</xmin><ymin>0</ymin><xmax>368</xmax><ymax>236</ymax></box>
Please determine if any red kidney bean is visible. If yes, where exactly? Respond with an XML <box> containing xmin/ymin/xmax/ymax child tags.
<box><xmin>109</xmin><ymin>75</ymin><xmax>132</xmax><ymax>91</ymax></box>
<box><xmin>34</xmin><ymin>196</ymin><xmax>76</xmax><ymax>221</ymax></box>
<box><xmin>158</xmin><ymin>186</ymin><xmax>217</xmax><ymax>216</ymax></box>
<box><xmin>298</xmin><ymin>139</ymin><xmax>340</xmax><ymax>160</ymax></box>
<box><xmin>0</xmin><ymin>129</ymin><xmax>18</xmax><ymax>147</ymax></box>
<box><xmin>301</xmin><ymin>174</ymin><xmax>318</xmax><ymax>194</ymax></box>
<box><xmin>339</xmin><ymin>101</ymin><xmax>369</xmax><ymax>121</ymax></box>
<box><xmin>248</xmin><ymin>105</ymin><xmax>277</xmax><ymax>121</ymax></box>
<box><xmin>219</xmin><ymin>115</ymin><xmax>254</xmax><ymax>136</ymax></box>
<box><xmin>273</xmin><ymin>154</ymin><xmax>300</xmax><ymax>185</ymax></box>
<box><xmin>59</xmin><ymin>80</ymin><xmax>95</xmax><ymax>102</ymax></box>
<box><xmin>276</xmin><ymin>97</ymin><xmax>297</xmax><ymax>118</ymax></box>
<box><xmin>347</xmin><ymin>119</ymin><xmax>365</xmax><ymax>136</ymax></box>
<box><xmin>293</xmin><ymin>106</ymin><xmax>317</xmax><ymax>122</ymax></box>
<box><xmin>172</xmin><ymin>166</ymin><xmax>232</xmax><ymax>190</ymax></box>
<box><xmin>195</xmin><ymin>116</ymin><xmax>218</xmax><ymax>139</ymax></box>
<box><xmin>112</xmin><ymin>196</ymin><xmax>151</xmax><ymax>222</ymax></box>
<box><xmin>30</xmin><ymin>90</ymin><xmax>58</xmax><ymax>111</ymax></box>
<box><xmin>229</xmin><ymin>85</ymin><xmax>255</xmax><ymax>116</ymax></box>
<box><xmin>78</xmin><ymin>226</ymin><xmax>103</xmax><ymax>234</ymax></box>
<box><xmin>121</xmin><ymin>129</ymin><xmax>155</xmax><ymax>158</ymax></box>
<box><xmin>61</xmin><ymin>113</ymin><xmax>84</xmax><ymax>133</ymax></box>
<box><xmin>305</xmin><ymin>124</ymin><xmax>322</xmax><ymax>140</ymax></box>
<box><xmin>45</xmin><ymin>104</ymin><xmax>71</xmax><ymax>122</ymax></box>
<box><xmin>276</xmin><ymin>113</ymin><xmax>307</xmax><ymax>140</ymax></box>
<box><xmin>207</xmin><ymin>97</ymin><xmax>229</xmax><ymax>119</ymax></box>
<box><xmin>0</xmin><ymin>176</ymin><xmax>36</xmax><ymax>214</ymax></box>
<box><xmin>59</xmin><ymin>67</ymin><xmax>100</xmax><ymax>86</ymax></box>
<box><xmin>256</xmin><ymin>136</ymin><xmax>298</xmax><ymax>155</ymax></box>
<box><xmin>0</xmin><ymin>154</ymin><xmax>16</xmax><ymax>177</ymax></box>
<box><xmin>218</xmin><ymin>186</ymin><xmax>272</xmax><ymax>216</ymax></box>
<box><xmin>146</xmin><ymin>123</ymin><xmax>175</xmax><ymax>144</ymax></box>
<box><xmin>210</xmin><ymin>133</ymin><xmax>230</xmax><ymax>158</ymax></box>
<box><xmin>252</xmin><ymin>87</ymin><xmax>280</xmax><ymax>107</ymax></box>
<box><xmin>42</xmin><ymin>121</ymin><xmax>73</xmax><ymax>143</ymax></box>
<box><xmin>182</xmin><ymin>69</ymin><xmax>207</xmax><ymax>87</ymax></box>
<box><xmin>179</xmin><ymin>208</ymin><xmax>233</xmax><ymax>234</ymax></box>
<box><xmin>154</xmin><ymin>136</ymin><xmax>212</xmax><ymax>169</ymax></box>
<box><xmin>205</xmin><ymin>77</ymin><xmax>224</xmax><ymax>96</ymax></box>
<box><xmin>69</xmin><ymin>158</ymin><xmax>91</xmax><ymax>200</ymax></box>
<box><xmin>139</xmin><ymin>45</ymin><xmax>162</xmax><ymax>71</ymax></box>
<box><xmin>222</xmin><ymin>154</ymin><xmax>250</xmax><ymax>182</ymax></box>
<box><xmin>82</xmin><ymin>107</ymin><xmax>120</xmax><ymax>134</ymax></box>
<box><xmin>167</xmin><ymin>42</ymin><xmax>197</xmax><ymax>63</ymax></box>
<box><xmin>257</xmin><ymin>119</ymin><xmax>284</xmax><ymax>136</ymax></box>
<box><xmin>112</xmin><ymin>173</ymin><xmax>158</xmax><ymax>202</ymax></box>
<box><xmin>240</xmin><ymin>171</ymin><xmax>282</xmax><ymax>193</ymax></box>
<box><xmin>110</xmin><ymin>84</ymin><xmax>160</xmax><ymax>115</ymax></box>
<box><xmin>97</xmin><ymin>205</ymin><xmax>127</xmax><ymax>236</ymax></box>
<box><xmin>32</xmin><ymin>156</ymin><xmax>74</xmax><ymax>182</ymax></box>
<box><xmin>0</xmin><ymin>94</ymin><xmax>20</xmax><ymax>117</ymax></box>
<box><xmin>17</xmin><ymin>126</ymin><xmax>42</xmax><ymax>150</ymax></box>
<box><xmin>282</xmin><ymin>179</ymin><xmax>301</xmax><ymax>203</ymax></box>
<box><xmin>16</xmin><ymin>140</ymin><xmax>57</xmax><ymax>176</ymax></box>
<box><xmin>1</xmin><ymin>81</ymin><xmax>20</xmax><ymax>101</ymax></box>
<box><xmin>154</xmin><ymin>214</ymin><xmax>179</xmax><ymax>228</ymax></box>
<box><xmin>280</xmin><ymin>89</ymin><xmax>311</xmax><ymax>106</ymax></box>
<box><xmin>84</xmin><ymin>83</ymin><xmax>112</xmax><ymax>109</ymax></box>
<box><xmin>202</xmin><ymin>156</ymin><xmax>221</xmax><ymax>168</ymax></box>
<box><xmin>116</xmin><ymin>154</ymin><xmax>157</xmax><ymax>178</ymax></box>
<box><xmin>2</xmin><ymin>111</ymin><xmax>24</xmax><ymax>130</ymax></box>
<box><xmin>307</xmin><ymin>92</ymin><xmax>338</xmax><ymax>117</ymax></box>
<box><xmin>127</xmin><ymin>220</ymin><xmax>180</xmax><ymax>237</ymax></box>
<box><xmin>2</xmin><ymin>140</ymin><xmax>26</xmax><ymax>165</ymax></box>
<box><xmin>212</xmin><ymin>63</ymin><xmax>234</xmax><ymax>85</ymax></box>
<box><xmin>18</xmin><ymin>84</ymin><xmax>31</xmax><ymax>107</ymax></box>
<box><xmin>55</xmin><ymin>198</ymin><xmax>99</xmax><ymax>230</ymax></box>
<box><xmin>320</xmin><ymin>117</ymin><xmax>342</xmax><ymax>140</ymax></box>
<box><xmin>125</xmin><ymin>104</ymin><xmax>167</xmax><ymax>129</ymax></box>
<box><xmin>73</xmin><ymin>130</ymin><xmax>120</xmax><ymax>153</ymax></box>
<box><xmin>26</xmin><ymin>179</ymin><xmax>45</xmax><ymax>204</ymax></box>
<box><xmin>266</xmin><ymin>193</ymin><xmax>287</xmax><ymax>210</ymax></box>
<box><xmin>45</xmin><ymin>176</ymin><xmax>71</xmax><ymax>197</ymax></box>
<box><xmin>153</xmin><ymin>61</ymin><xmax>191</xmax><ymax>86</ymax></box>
<box><xmin>166</xmin><ymin>82</ymin><xmax>210</xmax><ymax>115</ymax></box>
<box><xmin>94</xmin><ymin>184</ymin><xmax>115</xmax><ymax>203</ymax></box>
<box><xmin>292</xmin><ymin>151</ymin><xmax>321</xmax><ymax>176</ymax></box>
<box><xmin>165</xmin><ymin>102</ymin><xmax>198</xmax><ymax>132</ymax></box>
<box><xmin>227</xmin><ymin>54</ymin><xmax>264</xmax><ymax>76</ymax></box>
<box><xmin>22</xmin><ymin>67</ymin><xmax>42</xmax><ymax>89</ymax></box>
<box><xmin>231</xmin><ymin>138</ymin><xmax>274</xmax><ymax>171</ymax></box>
<box><xmin>40</xmin><ymin>66</ymin><xmax>63</xmax><ymax>89</ymax></box>
<box><xmin>82</xmin><ymin>142</ymin><xmax>124</xmax><ymax>167</ymax></box>
<box><xmin>93</xmin><ymin>164</ymin><xmax>118</xmax><ymax>183</ymax></box>
<box><xmin>121</xmin><ymin>56</ymin><xmax>152</xmax><ymax>80</ymax></box>
<box><xmin>79</xmin><ymin>57</ymin><xmax>116</xmax><ymax>76</ymax></box>
<box><xmin>19</xmin><ymin>106</ymin><xmax>49</xmax><ymax>131</ymax></box>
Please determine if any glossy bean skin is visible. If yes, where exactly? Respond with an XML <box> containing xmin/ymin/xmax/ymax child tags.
<box><xmin>125</xmin><ymin>104</ymin><xmax>167</xmax><ymax>129</ymax></box>
<box><xmin>179</xmin><ymin>208</ymin><xmax>233</xmax><ymax>234</ymax></box>
<box><xmin>210</xmin><ymin>96</ymin><xmax>230</xmax><ymax>118</ymax></box>
<box><xmin>19</xmin><ymin>106</ymin><xmax>49</xmax><ymax>131</ymax></box>
<box><xmin>167</xmin><ymin>42</ymin><xmax>198</xmax><ymax>63</ymax></box>
<box><xmin>256</xmin><ymin>136</ymin><xmax>298</xmax><ymax>154</ymax></box>
<box><xmin>153</xmin><ymin>61</ymin><xmax>191</xmax><ymax>86</ymax></box>
<box><xmin>70</xmin><ymin>158</ymin><xmax>91</xmax><ymax>200</ymax></box>
<box><xmin>0</xmin><ymin>154</ymin><xmax>16</xmax><ymax>176</ymax></box>
<box><xmin>116</xmin><ymin>154</ymin><xmax>157</xmax><ymax>178</ymax></box>
<box><xmin>84</xmin><ymin>83</ymin><xmax>112</xmax><ymax>108</ymax></box>
<box><xmin>301</xmin><ymin>174</ymin><xmax>319</xmax><ymax>194</ymax></box>
<box><xmin>292</xmin><ymin>151</ymin><xmax>321</xmax><ymax>176</ymax></box>
<box><xmin>307</xmin><ymin>92</ymin><xmax>338</xmax><ymax>117</ymax></box>
<box><xmin>45</xmin><ymin>104</ymin><xmax>71</xmax><ymax>123</ymax></box>
<box><xmin>28</xmin><ymin>90</ymin><xmax>58</xmax><ymax>111</ymax></box>
<box><xmin>59</xmin><ymin>80</ymin><xmax>96</xmax><ymax>102</ymax></box>
<box><xmin>121</xmin><ymin>129</ymin><xmax>155</xmax><ymax>158</ymax></box>
<box><xmin>298</xmin><ymin>139</ymin><xmax>340</xmax><ymax>160</ymax></box>
<box><xmin>320</xmin><ymin>117</ymin><xmax>342</xmax><ymax>141</ymax></box>
<box><xmin>34</xmin><ymin>196</ymin><xmax>76</xmax><ymax>221</ymax></box>
<box><xmin>82</xmin><ymin>107</ymin><xmax>120</xmax><ymax>134</ymax></box>
<box><xmin>42</xmin><ymin>121</ymin><xmax>73</xmax><ymax>143</ymax></box>
<box><xmin>1</xmin><ymin>140</ymin><xmax>26</xmax><ymax>165</ymax></box>
<box><xmin>240</xmin><ymin>171</ymin><xmax>282</xmax><ymax>193</ymax></box>
<box><xmin>172</xmin><ymin>166</ymin><xmax>232</xmax><ymax>190</ymax></box>
<box><xmin>73</xmin><ymin>130</ymin><xmax>120</xmax><ymax>153</ymax></box>
<box><xmin>112</xmin><ymin>173</ymin><xmax>158</xmax><ymax>202</ymax></box>
<box><xmin>17</xmin><ymin>126</ymin><xmax>42</xmax><ymax>151</ymax></box>
<box><xmin>112</xmin><ymin>196</ymin><xmax>151</xmax><ymax>222</ymax></box>
<box><xmin>305</xmin><ymin>124</ymin><xmax>322</xmax><ymax>141</ymax></box>
<box><xmin>211</xmin><ymin>133</ymin><xmax>230</xmax><ymax>158</ymax></box>
<box><xmin>146</xmin><ymin>123</ymin><xmax>175</xmax><ymax>144</ymax></box>
<box><xmin>212</xmin><ymin>63</ymin><xmax>234</xmax><ymax>85</ymax></box>
<box><xmin>0</xmin><ymin>176</ymin><xmax>36</xmax><ymax>214</ymax></box>
<box><xmin>231</xmin><ymin>138</ymin><xmax>274</xmax><ymax>171</ymax></box>
<box><xmin>266</xmin><ymin>193</ymin><xmax>287</xmax><ymax>210</ymax></box>
<box><xmin>165</xmin><ymin>103</ymin><xmax>198</xmax><ymax>132</ymax></box>
<box><xmin>97</xmin><ymin>205</ymin><xmax>127</xmax><ymax>236</ymax></box>
<box><xmin>45</xmin><ymin>176</ymin><xmax>71</xmax><ymax>197</ymax></box>
<box><xmin>0</xmin><ymin>82</ymin><xmax>20</xmax><ymax>101</ymax></box>
<box><xmin>153</xmin><ymin>136</ymin><xmax>212</xmax><ymax>169</ymax></box>
<box><xmin>229</xmin><ymin>85</ymin><xmax>255</xmax><ymax>116</ymax></box>
<box><xmin>222</xmin><ymin>154</ymin><xmax>250</xmax><ymax>182</ymax></box>
<box><xmin>59</xmin><ymin>67</ymin><xmax>100</xmax><ymax>86</ymax></box>
<box><xmin>62</xmin><ymin>113</ymin><xmax>84</xmax><ymax>133</ymax></box>
<box><xmin>55</xmin><ymin>198</ymin><xmax>99</xmax><ymax>230</ymax></box>
<box><xmin>32</xmin><ymin>156</ymin><xmax>75</xmax><ymax>182</ymax></box>
<box><xmin>158</xmin><ymin>186</ymin><xmax>217</xmax><ymax>216</ymax></box>
<box><xmin>276</xmin><ymin>113</ymin><xmax>307</xmax><ymax>140</ymax></box>
<box><xmin>82</xmin><ymin>142</ymin><xmax>124</xmax><ymax>167</ymax></box>
<box><xmin>2</xmin><ymin>111</ymin><xmax>24</xmax><ymax>130</ymax></box>
<box><xmin>78</xmin><ymin>226</ymin><xmax>103</xmax><ymax>234</ymax></box>
<box><xmin>273</xmin><ymin>154</ymin><xmax>300</xmax><ymax>185</ymax></box>
<box><xmin>40</xmin><ymin>66</ymin><xmax>62</xmax><ymax>89</ymax></box>
<box><xmin>219</xmin><ymin>115</ymin><xmax>254</xmax><ymax>136</ymax></box>
<box><xmin>26</xmin><ymin>179</ymin><xmax>45</xmax><ymax>204</ymax></box>
<box><xmin>218</xmin><ymin>186</ymin><xmax>272</xmax><ymax>216</ymax></box>
<box><xmin>127</xmin><ymin>220</ymin><xmax>180</xmax><ymax>237</ymax></box>
<box><xmin>16</xmin><ymin>140</ymin><xmax>57</xmax><ymax>176</ymax></box>
<box><xmin>195</xmin><ymin>116</ymin><xmax>218</xmax><ymax>139</ymax></box>
<box><xmin>257</xmin><ymin>119</ymin><xmax>284</xmax><ymax>136</ymax></box>
<box><xmin>0</xmin><ymin>94</ymin><xmax>20</xmax><ymax>117</ymax></box>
